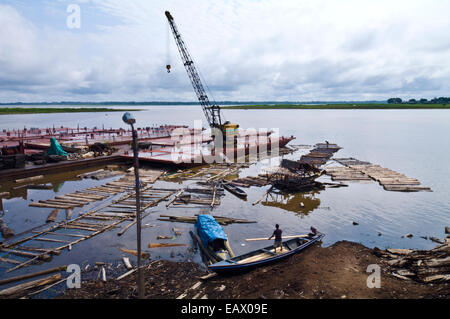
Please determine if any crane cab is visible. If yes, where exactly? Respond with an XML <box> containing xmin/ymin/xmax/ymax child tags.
<box><xmin>223</xmin><ymin>123</ymin><xmax>240</xmax><ymax>148</ymax></box>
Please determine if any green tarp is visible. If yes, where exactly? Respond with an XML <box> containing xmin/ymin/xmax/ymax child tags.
<box><xmin>46</xmin><ymin>138</ymin><xmax>68</xmax><ymax>157</ymax></box>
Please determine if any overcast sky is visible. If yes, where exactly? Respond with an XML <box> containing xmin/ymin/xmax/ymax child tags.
<box><xmin>0</xmin><ymin>0</ymin><xmax>449</xmax><ymax>102</ymax></box>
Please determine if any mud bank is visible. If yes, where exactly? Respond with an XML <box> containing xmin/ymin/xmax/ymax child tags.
<box><xmin>59</xmin><ymin>241</ymin><xmax>448</xmax><ymax>299</ymax></box>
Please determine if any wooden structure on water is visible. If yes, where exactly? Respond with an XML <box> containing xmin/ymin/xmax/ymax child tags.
<box><xmin>326</xmin><ymin>158</ymin><xmax>432</xmax><ymax>192</ymax></box>
<box><xmin>0</xmin><ymin>170</ymin><xmax>170</xmax><ymax>273</ymax></box>
<box><xmin>298</xmin><ymin>143</ymin><xmax>342</xmax><ymax>166</ymax></box>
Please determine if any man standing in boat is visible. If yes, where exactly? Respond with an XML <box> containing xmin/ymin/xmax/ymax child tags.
<box><xmin>268</xmin><ymin>224</ymin><xmax>283</xmax><ymax>252</ymax></box>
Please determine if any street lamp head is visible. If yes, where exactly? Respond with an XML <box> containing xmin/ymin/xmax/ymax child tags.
<box><xmin>122</xmin><ymin>112</ymin><xmax>136</xmax><ymax>125</ymax></box>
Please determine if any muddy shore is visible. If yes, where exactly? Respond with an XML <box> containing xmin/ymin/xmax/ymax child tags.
<box><xmin>59</xmin><ymin>241</ymin><xmax>448</xmax><ymax>299</ymax></box>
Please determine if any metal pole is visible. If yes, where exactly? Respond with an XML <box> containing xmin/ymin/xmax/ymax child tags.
<box><xmin>131</xmin><ymin>123</ymin><xmax>144</xmax><ymax>299</ymax></box>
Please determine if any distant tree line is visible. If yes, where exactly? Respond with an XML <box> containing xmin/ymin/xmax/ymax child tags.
<box><xmin>387</xmin><ymin>97</ymin><xmax>450</xmax><ymax>104</ymax></box>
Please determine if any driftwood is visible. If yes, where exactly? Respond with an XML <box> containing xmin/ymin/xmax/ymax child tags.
<box><xmin>252</xmin><ymin>186</ymin><xmax>274</xmax><ymax>206</ymax></box>
<box><xmin>376</xmin><ymin>242</ymin><xmax>450</xmax><ymax>284</ymax></box>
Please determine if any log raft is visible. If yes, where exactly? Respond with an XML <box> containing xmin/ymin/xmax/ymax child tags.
<box><xmin>327</xmin><ymin>158</ymin><xmax>432</xmax><ymax>192</ymax></box>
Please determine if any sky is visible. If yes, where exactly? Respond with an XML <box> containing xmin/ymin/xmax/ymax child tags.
<box><xmin>0</xmin><ymin>0</ymin><xmax>449</xmax><ymax>103</ymax></box>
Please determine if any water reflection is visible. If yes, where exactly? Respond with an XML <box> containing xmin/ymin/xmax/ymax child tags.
<box><xmin>262</xmin><ymin>190</ymin><xmax>321</xmax><ymax>215</ymax></box>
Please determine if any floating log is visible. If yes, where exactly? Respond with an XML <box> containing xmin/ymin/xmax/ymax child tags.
<box><xmin>0</xmin><ymin>257</ymin><xmax>22</xmax><ymax>265</ymax></box>
<box><xmin>74</xmin><ymin>192</ymin><xmax>105</xmax><ymax>200</ymax></box>
<box><xmin>66</xmin><ymin>208</ymin><xmax>73</xmax><ymax>220</ymax></box>
<box><xmin>0</xmin><ymin>218</ymin><xmax>14</xmax><ymax>239</ymax></box>
<box><xmin>211</xmin><ymin>185</ymin><xmax>217</xmax><ymax>209</ymax></box>
<box><xmin>15</xmin><ymin>175</ymin><xmax>44</xmax><ymax>184</ymax></box>
<box><xmin>0</xmin><ymin>248</ymin><xmax>42</xmax><ymax>259</ymax></box>
<box><xmin>43</xmin><ymin>199</ymin><xmax>84</xmax><ymax>207</ymax></box>
<box><xmin>46</xmin><ymin>209</ymin><xmax>59</xmax><ymax>223</ymax></box>
<box><xmin>77</xmin><ymin>169</ymin><xmax>105</xmax><ymax>179</ymax></box>
<box><xmin>29</xmin><ymin>202</ymin><xmax>74</xmax><ymax>209</ymax></box>
<box><xmin>157</xmin><ymin>235</ymin><xmax>173</xmax><ymax>240</ymax></box>
<box><xmin>18</xmin><ymin>246</ymin><xmax>60</xmax><ymax>256</ymax></box>
<box><xmin>0</xmin><ymin>273</ymin><xmax>62</xmax><ymax>298</ymax></box>
<box><xmin>116</xmin><ymin>211</ymin><xmax>151</xmax><ymax>236</ymax></box>
<box><xmin>148</xmin><ymin>243</ymin><xmax>187</xmax><ymax>249</ymax></box>
<box><xmin>0</xmin><ymin>265</ymin><xmax>67</xmax><ymax>287</ymax></box>
<box><xmin>158</xmin><ymin>215</ymin><xmax>256</xmax><ymax>225</ymax></box>
<box><xmin>166</xmin><ymin>189</ymin><xmax>185</xmax><ymax>208</ymax></box>
<box><xmin>120</xmin><ymin>248</ymin><xmax>150</xmax><ymax>259</ymax></box>
<box><xmin>252</xmin><ymin>186</ymin><xmax>273</xmax><ymax>206</ymax></box>
<box><xmin>55</xmin><ymin>196</ymin><xmax>92</xmax><ymax>204</ymax></box>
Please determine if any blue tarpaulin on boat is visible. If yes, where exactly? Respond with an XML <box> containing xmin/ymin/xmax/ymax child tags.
<box><xmin>46</xmin><ymin>138</ymin><xmax>68</xmax><ymax>157</ymax></box>
<box><xmin>195</xmin><ymin>215</ymin><xmax>227</xmax><ymax>246</ymax></box>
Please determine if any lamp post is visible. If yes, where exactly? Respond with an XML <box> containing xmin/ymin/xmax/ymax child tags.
<box><xmin>122</xmin><ymin>112</ymin><xmax>144</xmax><ymax>299</ymax></box>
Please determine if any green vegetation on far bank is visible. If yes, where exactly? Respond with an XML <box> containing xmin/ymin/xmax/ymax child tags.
<box><xmin>0</xmin><ymin>108</ymin><xmax>142</xmax><ymax>115</ymax></box>
<box><xmin>224</xmin><ymin>103</ymin><xmax>450</xmax><ymax>110</ymax></box>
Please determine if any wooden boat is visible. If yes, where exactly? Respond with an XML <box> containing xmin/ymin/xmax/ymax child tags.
<box><xmin>222</xmin><ymin>181</ymin><xmax>247</xmax><ymax>198</ymax></box>
<box><xmin>194</xmin><ymin>215</ymin><xmax>235</xmax><ymax>263</ymax></box>
<box><xmin>208</xmin><ymin>232</ymin><xmax>325</xmax><ymax>273</ymax></box>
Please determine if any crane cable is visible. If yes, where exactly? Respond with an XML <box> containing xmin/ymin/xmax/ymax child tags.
<box><xmin>166</xmin><ymin>23</ymin><xmax>172</xmax><ymax>73</ymax></box>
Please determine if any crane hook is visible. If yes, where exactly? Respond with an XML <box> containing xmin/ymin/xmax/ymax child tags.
<box><xmin>166</xmin><ymin>64</ymin><xmax>171</xmax><ymax>73</ymax></box>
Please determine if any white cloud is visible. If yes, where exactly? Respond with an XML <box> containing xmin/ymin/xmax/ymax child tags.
<box><xmin>0</xmin><ymin>0</ymin><xmax>450</xmax><ymax>102</ymax></box>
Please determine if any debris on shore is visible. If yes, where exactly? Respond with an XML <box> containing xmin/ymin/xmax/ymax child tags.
<box><xmin>58</xmin><ymin>241</ymin><xmax>448</xmax><ymax>300</ymax></box>
<box><xmin>375</xmin><ymin>240</ymin><xmax>450</xmax><ymax>284</ymax></box>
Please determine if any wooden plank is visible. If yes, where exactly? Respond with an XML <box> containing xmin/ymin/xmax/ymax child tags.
<box><xmin>29</xmin><ymin>202</ymin><xmax>74</xmax><ymax>209</ymax></box>
<box><xmin>44</xmin><ymin>199</ymin><xmax>85</xmax><ymax>207</ymax></box>
<box><xmin>245</xmin><ymin>235</ymin><xmax>308</xmax><ymax>242</ymax></box>
<box><xmin>55</xmin><ymin>196</ymin><xmax>92</xmax><ymax>204</ymax></box>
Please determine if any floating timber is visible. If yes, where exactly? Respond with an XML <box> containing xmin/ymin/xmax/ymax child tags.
<box><xmin>331</xmin><ymin>158</ymin><xmax>432</xmax><ymax>192</ymax></box>
<box><xmin>158</xmin><ymin>214</ymin><xmax>256</xmax><ymax>226</ymax></box>
<box><xmin>298</xmin><ymin>143</ymin><xmax>342</xmax><ymax>166</ymax></box>
<box><xmin>0</xmin><ymin>170</ymin><xmax>168</xmax><ymax>273</ymax></box>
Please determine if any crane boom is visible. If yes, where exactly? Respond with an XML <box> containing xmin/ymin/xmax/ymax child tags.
<box><xmin>165</xmin><ymin>11</ymin><xmax>223</xmax><ymax>130</ymax></box>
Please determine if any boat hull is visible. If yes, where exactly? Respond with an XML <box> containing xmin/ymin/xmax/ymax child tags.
<box><xmin>208</xmin><ymin>233</ymin><xmax>325</xmax><ymax>274</ymax></box>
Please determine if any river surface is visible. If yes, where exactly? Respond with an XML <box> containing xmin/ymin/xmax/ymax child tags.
<box><xmin>0</xmin><ymin>105</ymin><xmax>449</xmax><ymax>296</ymax></box>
